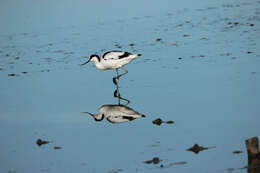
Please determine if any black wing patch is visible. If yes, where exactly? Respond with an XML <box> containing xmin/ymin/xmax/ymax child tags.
<box><xmin>122</xmin><ymin>116</ymin><xmax>136</xmax><ymax>121</ymax></box>
<box><xmin>102</xmin><ymin>51</ymin><xmax>122</xmax><ymax>59</ymax></box>
<box><xmin>119</xmin><ymin>52</ymin><xmax>132</xmax><ymax>59</ymax></box>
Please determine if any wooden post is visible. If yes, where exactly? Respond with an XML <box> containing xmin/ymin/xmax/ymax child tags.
<box><xmin>245</xmin><ymin>137</ymin><xmax>260</xmax><ymax>173</ymax></box>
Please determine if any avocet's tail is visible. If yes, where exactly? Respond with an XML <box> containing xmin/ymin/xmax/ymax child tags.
<box><xmin>131</xmin><ymin>53</ymin><xmax>142</xmax><ymax>59</ymax></box>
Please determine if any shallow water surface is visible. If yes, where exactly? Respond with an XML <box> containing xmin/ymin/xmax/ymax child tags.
<box><xmin>0</xmin><ymin>0</ymin><xmax>260</xmax><ymax>172</ymax></box>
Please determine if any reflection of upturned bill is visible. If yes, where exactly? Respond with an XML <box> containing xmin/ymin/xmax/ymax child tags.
<box><xmin>83</xmin><ymin>86</ymin><xmax>145</xmax><ymax>123</ymax></box>
<box><xmin>83</xmin><ymin>104</ymin><xmax>145</xmax><ymax>123</ymax></box>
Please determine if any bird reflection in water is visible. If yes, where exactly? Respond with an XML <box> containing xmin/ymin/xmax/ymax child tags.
<box><xmin>83</xmin><ymin>87</ymin><xmax>145</xmax><ymax>124</ymax></box>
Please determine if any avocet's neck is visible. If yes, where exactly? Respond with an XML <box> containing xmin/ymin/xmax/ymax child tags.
<box><xmin>90</xmin><ymin>55</ymin><xmax>100</xmax><ymax>63</ymax></box>
<box><xmin>90</xmin><ymin>55</ymin><xmax>105</xmax><ymax>69</ymax></box>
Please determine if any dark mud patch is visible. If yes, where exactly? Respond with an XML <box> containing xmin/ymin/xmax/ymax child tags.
<box><xmin>155</xmin><ymin>38</ymin><xmax>163</xmax><ymax>42</ymax></box>
<box><xmin>54</xmin><ymin>146</ymin><xmax>62</xmax><ymax>150</ymax></box>
<box><xmin>152</xmin><ymin>118</ymin><xmax>174</xmax><ymax>126</ymax></box>
<box><xmin>232</xmin><ymin>150</ymin><xmax>243</xmax><ymax>154</ymax></box>
<box><xmin>158</xmin><ymin>161</ymin><xmax>187</xmax><ymax>169</ymax></box>
<box><xmin>8</xmin><ymin>73</ymin><xmax>16</xmax><ymax>77</ymax></box>
<box><xmin>36</xmin><ymin>139</ymin><xmax>50</xmax><ymax>146</ymax></box>
<box><xmin>183</xmin><ymin>34</ymin><xmax>191</xmax><ymax>37</ymax></box>
<box><xmin>191</xmin><ymin>55</ymin><xmax>207</xmax><ymax>58</ymax></box>
<box><xmin>144</xmin><ymin>157</ymin><xmax>161</xmax><ymax>164</ymax></box>
<box><xmin>186</xmin><ymin>144</ymin><xmax>215</xmax><ymax>154</ymax></box>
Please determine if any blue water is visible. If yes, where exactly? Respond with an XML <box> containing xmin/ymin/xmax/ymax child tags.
<box><xmin>0</xmin><ymin>0</ymin><xmax>260</xmax><ymax>172</ymax></box>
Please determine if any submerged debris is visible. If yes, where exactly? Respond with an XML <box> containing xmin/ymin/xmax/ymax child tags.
<box><xmin>36</xmin><ymin>139</ymin><xmax>50</xmax><ymax>146</ymax></box>
<box><xmin>153</xmin><ymin>118</ymin><xmax>163</xmax><ymax>125</ymax></box>
<box><xmin>8</xmin><ymin>73</ymin><xmax>16</xmax><ymax>77</ymax></box>
<box><xmin>155</xmin><ymin>38</ymin><xmax>163</xmax><ymax>42</ymax></box>
<box><xmin>144</xmin><ymin>157</ymin><xmax>161</xmax><ymax>164</ymax></box>
<box><xmin>232</xmin><ymin>150</ymin><xmax>243</xmax><ymax>154</ymax></box>
<box><xmin>183</xmin><ymin>34</ymin><xmax>191</xmax><ymax>37</ymax></box>
<box><xmin>152</xmin><ymin>118</ymin><xmax>174</xmax><ymax>126</ymax></box>
<box><xmin>186</xmin><ymin>144</ymin><xmax>215</xmax><ymax>154</ymax></box>
<box><xmin>157</xmin><ymin>161</ymin><xmax>187</xmax><ymax>169</ymax></box>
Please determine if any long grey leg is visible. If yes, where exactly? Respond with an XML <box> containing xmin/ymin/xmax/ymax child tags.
<box><xmin>116</xmin><ymin>68</ymin><xmax>119</xmax><ymax>77</ymax></box>
<box><xmin>113</xmin><ymin>68</ymin><xmax>128</xmax><ymax>85</ymax></box>
<box><xmin>116</xmin><ymin>68</ymin><xmax>128</xmax><ymax>80</ymax></box>
<box><xmin>113</xmin><ymin>88</ymin><xmax>130</xmax><ymax>105</ymax></box>
<box><xmin>113</xmin><ymin>69</ymin><xmax>120</xmax><ymax>85</ymax></box>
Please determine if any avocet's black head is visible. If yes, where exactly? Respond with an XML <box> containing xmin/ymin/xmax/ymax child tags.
<box><xmin>80</xmin><ymin>54</ymin><xmax>100</xmax><ymax>66</ymax></box>
<box><xmin>83</xmin><ymin>112</ymin><xmax>104</xmax><ymax>122</ymax></box>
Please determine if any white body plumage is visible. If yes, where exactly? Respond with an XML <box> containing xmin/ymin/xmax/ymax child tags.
<box><xmin>84</xmin><ymin>104</ymin><xmax>145</xmax><ymax>123</ymax></box>
<box><xmin>81</xmin><ymin>51</ymin><xmax>141</xmax><ymax>70</ymax></box>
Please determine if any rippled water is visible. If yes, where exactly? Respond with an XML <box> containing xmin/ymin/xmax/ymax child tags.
<box><xmin>0</xmin><ymin>0</ymin><xmax>260</xmax><ymax>172</ymax></box>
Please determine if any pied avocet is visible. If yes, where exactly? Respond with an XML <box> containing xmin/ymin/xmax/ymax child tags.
<box><xmin>81</xmin><ymin>51</ymin><xmax>141</xmax><ymax>84</ymax></box>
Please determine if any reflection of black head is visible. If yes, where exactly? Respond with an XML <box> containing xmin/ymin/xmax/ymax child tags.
<box><xmin>94</xmin><ymin>114</ymin><xmax>105</xmax><ymax>121</ymax></box>
<box><xmin>122</xmin><ymin>116</ymin><xmax>136</xmax><ymax>121</ymax></box>
<box><xmin>83</xmin><ymin>112</ymin><xmax>104</xmax><ymax>122</ymax></box>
